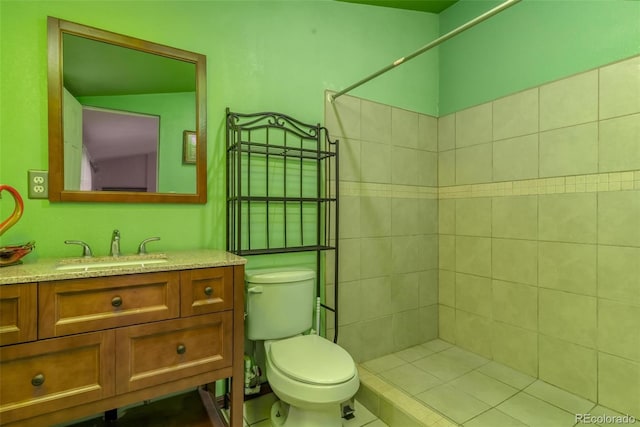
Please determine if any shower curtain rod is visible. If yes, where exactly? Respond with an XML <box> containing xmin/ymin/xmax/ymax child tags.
<box><xmin>330</xmin><ymin>0</ymin><xmax>522</xmax><ymax>102</ymax></box>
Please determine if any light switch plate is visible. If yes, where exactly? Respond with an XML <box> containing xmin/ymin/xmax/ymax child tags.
<box><xmin>28</xmin><ymin>170</ymin><xmax>49</xmax><ymax>199</ymax></box>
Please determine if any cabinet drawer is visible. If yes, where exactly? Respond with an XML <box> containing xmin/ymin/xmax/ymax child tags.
<box><xmin>181</xmin><ymin>267</ymin><xmax>233</xmax><ymax>317</ymax></box>
<box><xmin>39</xmin><ymin>272</ymin><xmax>180</xmax><ymax>338</ymax></box>
<box><xmin>0</xmin><ymin>283</ymin><xmax>37</xmax><ymax>346</ymax></box>
<box><xmin>115</xmin><ymin>312</ymin><xmax>232</xmax><ymax>393</ymax></box>
<box><xmin>0</xmin><ymin>330</ymin><xmax>115</xmax><ymax>424</ymax></box>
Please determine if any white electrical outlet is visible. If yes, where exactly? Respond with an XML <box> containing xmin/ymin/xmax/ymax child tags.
<box><xmin>28</xmin><ymin>170</ymin><xmax>49</xmax><ymax>199</ymax></box>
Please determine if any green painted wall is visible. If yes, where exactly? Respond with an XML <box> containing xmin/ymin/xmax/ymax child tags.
<box><xmin>439</xmin><ymin>0</ymin><xmax>640</xmax><ymax>115</ymax></box>
<box><xmin>0</xmin><ymin>0</ymin><xmax>438</xmax><ymax>260</ymax></box>
<box><xmin>6</xmin><ymin>0</ymin><xmax>636</xmax><ymax>261</ymax></box>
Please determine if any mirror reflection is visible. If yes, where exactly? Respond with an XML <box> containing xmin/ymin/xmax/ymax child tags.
<box><xmin>48</xmin><ymin>17</ymin><xmax>207</xmax><ymax>203</ymax></box>
<box><xmin>63</xmin><ymin>33</ymin><xmax>196</xmax><ymax>193</ymax></box>
<box><xmin>75</xmin><ymin>106</ymin><xmax>160</xmax><ymax>192</ymax></box>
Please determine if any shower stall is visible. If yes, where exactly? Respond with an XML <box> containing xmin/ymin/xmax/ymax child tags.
<box><xmin>324</xmin><ymin>53</ymin><xmax>640</xmax><ymax>425</ymax></box>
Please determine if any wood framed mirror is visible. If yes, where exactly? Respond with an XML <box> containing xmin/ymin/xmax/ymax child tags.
<box><xmin>47</xmin><ymin>17</ymin><xmax>207</xmax><ymax>203</ymax></box>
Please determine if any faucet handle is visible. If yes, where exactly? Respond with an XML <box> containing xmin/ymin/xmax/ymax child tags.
<box><xmin>65</xmin><ymin>240</ymin><xmax>93</xmax><ymax>258</ymax></box>
<box><xmin>137</xmin><ymin>237</ymin><xmax>160</xmax><ymax>255</ymax></box>
<box><xmin>110</xmin><ymin>229</ymin><xmax>121</xmax><ymax>257</ymax></box>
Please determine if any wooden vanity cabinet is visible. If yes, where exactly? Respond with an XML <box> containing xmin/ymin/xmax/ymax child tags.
<box><xmin>0</xmin><ymin>264</ymin><xmax>244</xmax><ymax>427</ymax></box>
<box><xmin>38</xmin><ymin>271</ymin><xmax>181</xmax><ymax>338</ymax></box>
<box><xmin>115</xmin><ymin>311</ymin><xmax>232</xmax><ymax>394</ymax></box>
<box><xmin>0</xmin><ymin>283</ymin><xmax>37</xmax><ymax>346</ymax></box>
<box><xmin>0</xmin><ymin>331</ymin><xmax>115</xmax><ymax>425</ymax></box>
<box><xmin>181</xmin><ymin>267</ymin><xmax>234</xmax><ymax>316</ymax></box>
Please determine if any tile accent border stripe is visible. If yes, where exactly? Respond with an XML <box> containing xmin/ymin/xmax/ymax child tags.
<box><xmin>439</xmin><ymin>170</ymin><xmax>640</xmax><ymax>199</ymax></box>
<box><xmin>337</xmin><ymin>170</ymin><xmax>640</xmax><ymax>200</ymax></box>
<box><xmin>336</xmin><ymin>181</ymin><xmax>438</xmax><ymax>199</ymax></box>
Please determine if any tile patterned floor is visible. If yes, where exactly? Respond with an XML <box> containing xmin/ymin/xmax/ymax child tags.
<box><xmin>359</xmin><ymin>339</ymin><xmax>630</xmax><ymax>427</ymax></box>
<box><xmin>242</xmin><ymin>392</ymin><xmax>388</xmax><ymax>427</ymax></box>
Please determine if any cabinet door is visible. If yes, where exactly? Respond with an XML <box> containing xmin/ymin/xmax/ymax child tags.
<box><xmin>115</xmin><ymin>312</ymin><xmax>232</xmax><ymax>393</ymax></box>
<box><xmin>39</xmin><ymin>272</ymin><xmax>180</xmax><ymax>338</ymax></box>
<box><xmin>0</xmin><ymin>330</ymin><xmax>115</xmax><ymax>424</ymax></box>
<box><xmin>0</xmin><ymin>283</ymin><xmax>37</xmax><ymax>346</ymax></box>
<box><xmin>180</xmin><ymin>267</ymin><xmax>233</xmax><ymax>317</ymax></box>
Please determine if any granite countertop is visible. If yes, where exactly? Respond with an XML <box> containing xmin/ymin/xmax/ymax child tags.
<box><xmin>0</xmin><ymin>249</ymin><xmax>247</xmax><ymax>285</ymax></box>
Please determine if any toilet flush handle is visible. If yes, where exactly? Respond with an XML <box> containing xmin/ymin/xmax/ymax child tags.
<box><xmin>247</xmin><ymin>286</ymin><xmax>263</xmax><ymax>294</ymax></box>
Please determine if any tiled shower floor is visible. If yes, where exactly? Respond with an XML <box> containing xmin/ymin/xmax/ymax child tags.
<box><xmin>358</xmin><ymin>339</ymin><xmax>628</xmax><ymax>427</ymax></box>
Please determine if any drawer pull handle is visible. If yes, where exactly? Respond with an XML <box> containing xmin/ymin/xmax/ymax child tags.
<box><xmin>204</xmin><ymin>286</ymin><xmax>213</xmax><ymax>296</ymax></box>
<box><xmin>177</xmin><ymin>344</ymin><xmax>186</xmax><ymax>355</ymax></box>
<box><xmin>31</xmin><ymin>374</ymin><xmax>45</xmax><ymax>387</ymax></box>
<box><xmin>111</xmin><ymin>296</ymin><xmax>123</xmax><ymax>307</ymax></box>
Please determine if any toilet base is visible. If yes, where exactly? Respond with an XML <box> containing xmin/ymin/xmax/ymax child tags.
<box><xmin>270</xmin><ymin>400</ymin><xmax>342</xmax><ymax>427</ymax></box>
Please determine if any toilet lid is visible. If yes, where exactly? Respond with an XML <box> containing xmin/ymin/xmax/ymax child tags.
<box><xmin>269</xmin><ymin>334</ymin><xmax>356</xmax><ymax>385</ymax></box>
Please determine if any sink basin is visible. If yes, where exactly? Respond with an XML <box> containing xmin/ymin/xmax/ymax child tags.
<box><xmin>56</xmin><ymin>255</ymin><xmax>168</xmax><ymax>271</ymax></box>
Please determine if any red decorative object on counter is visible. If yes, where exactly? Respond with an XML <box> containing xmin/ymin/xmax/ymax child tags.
<box><xmin>0</xmin><ymin>184</ymin><xmax>34</xmax><ymax>266</ymax></box>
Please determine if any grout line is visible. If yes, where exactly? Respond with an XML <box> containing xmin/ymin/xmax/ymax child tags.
<box><xmin>595</xmin><ymin>68</ymin><xmax>602</xmax><ymax>408</ymax></box>
<box><xmin>536</xmin><ymin>187</ymin><xmax>541</xmax><ymax>380</ymax></box>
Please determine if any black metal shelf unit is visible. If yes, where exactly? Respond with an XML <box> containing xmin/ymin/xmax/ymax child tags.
<box><xmin>226</xmin><ymin>109</ymin><xmax>339</xmax><ymax>342</ymax></box>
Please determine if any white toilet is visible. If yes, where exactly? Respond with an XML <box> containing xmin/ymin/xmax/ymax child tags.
<box><xmin>245</xmin><ymin>268</ymin><xmax>359</xmax><ymax>427</ymax></box>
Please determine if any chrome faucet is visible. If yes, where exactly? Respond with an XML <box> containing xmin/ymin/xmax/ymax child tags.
<box><xmin>138</xmin><ymin>237</ymin><xmax>160</xmax><ymax>255</ymax></box>
<box><xmin>65</xmin><ymin>240</ymin><xmax>93</xmax><ymax>258</ymax></box>
<box><xmin>110</xmin><ymin>229</ymin><xmax>121</xmax><ymax>257</ymax></box>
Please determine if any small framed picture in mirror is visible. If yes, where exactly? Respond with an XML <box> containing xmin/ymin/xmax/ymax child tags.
<box><xmin>182</xmin><ymin>131</ymin><xmax>197</xmax><ymax>164</ymax></box>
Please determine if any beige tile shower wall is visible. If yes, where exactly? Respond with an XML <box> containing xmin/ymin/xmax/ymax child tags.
<box><xmin>437</xmin><ymin>55</ymin><xmax>640</xmax><ymax>418</ymax></box>
<box><xmin>324</xmin><ymin>93</ymin><xmax>440</xmax><ymax>364</ymax></box>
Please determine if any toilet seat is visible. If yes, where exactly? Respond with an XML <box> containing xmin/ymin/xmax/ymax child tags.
<box><xmin>265</xmin><ymin>336</ymin><xmax>360</xmax><ymax>410</ymax></box>
<box><xmin>268</xmin><ymin>335</ymin><xmax>356</xmax><ymax>385</ymax></box>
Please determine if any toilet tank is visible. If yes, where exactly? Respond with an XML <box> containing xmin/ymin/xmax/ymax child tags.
<box><xmin>245</xmin><ymin>268</ymin><xmax>315</xmax><ymax>340</ymax></box>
